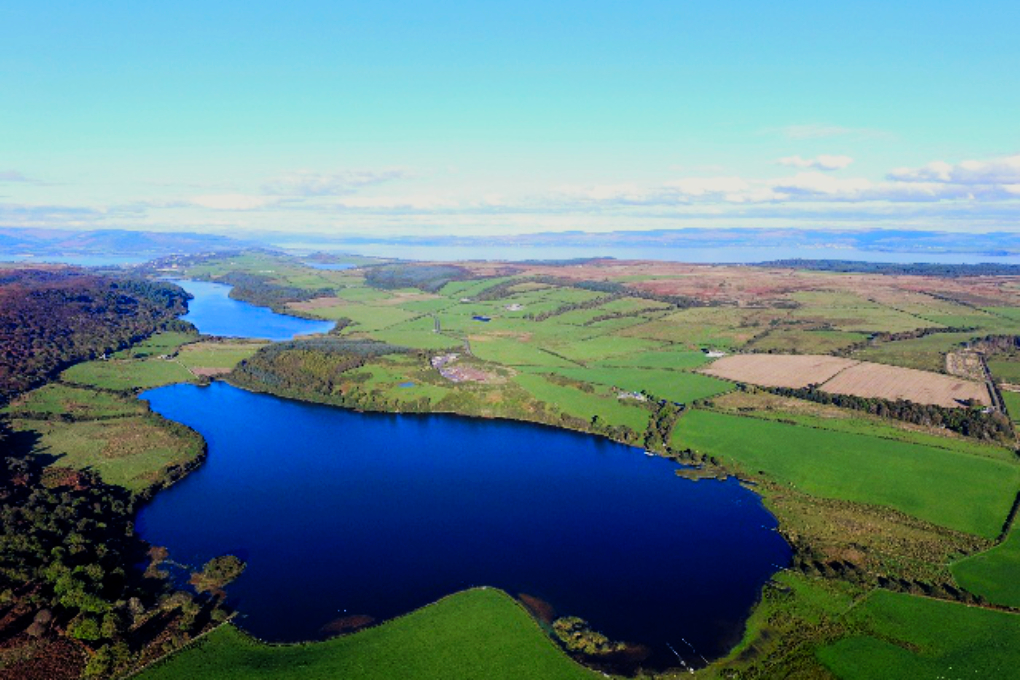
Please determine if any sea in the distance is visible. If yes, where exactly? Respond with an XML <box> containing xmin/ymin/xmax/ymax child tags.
<box><xmin>276</xmin><ymin>242</ymin><xmax>1020</xmax><ymax>265</ymax></box>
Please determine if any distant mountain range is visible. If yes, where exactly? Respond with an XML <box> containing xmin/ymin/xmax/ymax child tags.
<box><xmin>0</xmin><ymin>228</ymin><xmax>255</xmax><ymax>257</ymax></box>
<box><xmin>4</xmin><ymin>227</ymin><xmax>1020</xmax><ymax>264</ymax></box>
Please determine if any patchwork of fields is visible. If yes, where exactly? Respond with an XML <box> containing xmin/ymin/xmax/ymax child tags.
<box><xmin>11</xmin><ymin>251</ymin><xmax>1020</xmax><ymax>680</ymax></box>
<box><xmin>155</xmin><ymin>256</ymin><xmax>1020</xmax><ymax>679</ymax></box>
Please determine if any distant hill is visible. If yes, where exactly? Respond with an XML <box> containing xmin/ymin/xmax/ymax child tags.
<box><xmin>0</xmin><ymin>227</ymin><xmax>257</xmax><ymax>258</ymax></box>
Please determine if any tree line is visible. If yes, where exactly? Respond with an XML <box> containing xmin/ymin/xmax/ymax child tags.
<box><xmin>764</xmin><ymin>385</ymin><xmax>1014</xmax><ymax>443</ymax></box>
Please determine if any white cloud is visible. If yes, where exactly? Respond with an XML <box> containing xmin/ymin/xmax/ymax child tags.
<box><xmin>778</xmin><ymin>155</ymin><xmax>854</xmax><ymax>171</ymax></box>
<box><xmin>334</xmin><ymin>194</ymin><xmax>457</xmax><ymax>210</ymax></box>
<box><xmin>261</xmin><ymin>169</ymin><xmax>408</xmax><ymax>196</ymax></box>
<box><xmin>556</xmin><ymin>155</ymin><xmax>1020</xmax><ymax>209</ymax></box>
<box><xmin>771</xmin><ymin>172</ymin><xmax>872</xmax><ymax>198</ymax></box>
<box><xmin>662</xmin><ymin>177</ymin><xmax>751</xmax><ymax>196</ymax></box>
<box><xmin>190</xmin><ymin>194</ymin><xmax>277</xmax><ymax>210</ymax></box>
<box><xmin>888</xmin><ymin>154</ymin><xmax>1020</xmax><ymax>184</ymax></box>
<box><xmin>0</xmin><ymin>170</ymin><xmax>35</xmax><ymax>183</ymax></box>
<box><xmin>0</xmin><ymin>202</ymin><xmax>103</xmax><ymax>227</ymax></box>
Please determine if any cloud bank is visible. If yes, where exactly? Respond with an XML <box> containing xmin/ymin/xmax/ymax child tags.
<box><xmin>778</xmin><ymin>155</ymin><xmax>854</xmax><ymax>171</ymax></box>
<box><xmin>261</xmin><ymin>169</ymin><xmax>409</xmax><ymax>197</ymax></box>
<box><xmin>2</xmin><ymin>154</ymin><xmax>1019</xmax><ymax>234</ymax></box>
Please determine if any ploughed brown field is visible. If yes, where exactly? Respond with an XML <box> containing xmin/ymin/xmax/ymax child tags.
<box><xmin>703</xmin><ymin>354</ymin><xmax>990</xmax><ymax>408</ymax></box>
<box><xmin>699</xmin><ymin>354</ymin><xmax>856</xmax><ymax>388</ymax></box>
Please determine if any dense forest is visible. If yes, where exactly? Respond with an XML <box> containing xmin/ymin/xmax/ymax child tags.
<box><xmin>0</xmin><ymin>269</ymin><xmax>188</xmax><ymax>405</ymax></box>
<box><xmin>215</xmin><ymin>272</ymin><xmax>332</xmax><ymax>316</ymax></box>
<box><xmin>0</xmin><ymin>426</ymin><xmax>238</xmax><ymax>679</ymax></box>
<box><xmin>232</xmin><ymin>338</ymin><xmax>412</xmax><ymax>396</ymax></box>
<box><xmin>362</xmin><ymin>263</ymin><xmax>472</xmax><ymax>292</ymax></box>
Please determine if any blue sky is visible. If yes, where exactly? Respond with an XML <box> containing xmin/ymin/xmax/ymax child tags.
<box><xmin>1</xmin><ymin>1</ymin><xmax>1019</xmax><ymax>235</ymax></box>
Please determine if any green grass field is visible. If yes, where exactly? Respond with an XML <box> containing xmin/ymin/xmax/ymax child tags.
<box><xmin>852</xmin><ymin>332</ymin><xmax>977</xmax><ymax>372</ymax></box>
<box><xmin>790</xmin><ymin>304</ymin><xmax>934</xmax><ymax>334</ymax></box>
<box><xmin>747</xmin><ymin>328</ymin><xmax>869</xmax><ymax>354</ymax></box>
<box><xmin>513</xmin><ymin>373</ymin><xmax>649</xmax><ymax>431</ymax></box>
<box><xmin>139</xmin><ymin>589</ymin><xmax>595</xmax><ymax>680</ymax></box>
<box><xmin>983</xmin><ymin>307</ymin><xmax>1020</xmax><ymax>322</ymax></box>
<box><xmin>61</xmin><ymin>358</ymin><xmax>196</xmax><ymax>391</ymax></box>
<box><xmin>817</xmin><ymin>590</ymin><xmax>1020</xmax><ymax>679</ymax></box>
<box><xmin>11</xmin><ymin>413</ymin><xmax>201</xmax><ymax>492</ymax></box>
<box><xmin>178</xmin><ymin>341</ymin><xmax>268</xmax><ymax>370</ymax></box>
<box><xmin>470</xmin><ymin>337</ymin><xmax>576</xmax><ymax>367</ymax></box>
<box><xmin>523</xmin><ymin>365</ymin><xmax>732</xmax><ymax>404</ymax></box>
<box><xmin>1002</xmin><ymin>390</ymin><xmax>1020</xmax><ymax>423</ymax></box>
<box><xmin>301</xmin><ymin>300</ymin><xmax>419</xmax><ymax>331</ymax></box>
<box><xmin>673</xmin><ymin>410</ymin><xmax>1020</xmax><ymax>538</ymax></box>
<box><xmin>111</xmin><ymin>331</ymin><xmax>196</xmax><ymax>359</ymax></box>
<box><xmin>549</xmin><ymin>335</ymin><xmax>663</xmax><ymax>363</ymax></box>
<box><xmin>952</xmin><ymin>524</ymin><xmax>1020</xmax><ymax>608</ymax></box>
<box><xmin>3</xmin><ymin>383</ymin><xmax>145</xmax><ymax>419</ymax></box>
<box><xmin>597</xmin><ymin>349</ymin><xmax>710</xmax><ymax>370</ymax></box>
<box><xmin>988</xmin><ymin>358</ymin><xmax>1020</xmax><ymax>383</ymax></box>
<box><xmin>709</xmin><ymin>392</ymin><xmax>1016</xmax><ymax>463</ymax></box>
<box><xmin>619</xmin><ymin>307</ymin><xmax>768</xmax><ymax>348</ymax></box>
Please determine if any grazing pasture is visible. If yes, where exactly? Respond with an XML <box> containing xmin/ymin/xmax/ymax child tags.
<box><xmin>139</xmin><ymin>589</ymin><xmax>596</xmax><ymax>680</ymax></box>
<box><xmin>952</xmin><ymin>525</ymin><xmax>1020</xmax><ymax>608</ymax></box>
<box><xmin>3</xmin><ymin>383</ymin><xmax>144</xmax><ymax>419</ymax></box>
<box><xmin>513</xmin><ymin>373</ymin><xmax>649</xmax><ymax>431</ymax></box>
<box><xmin>988</xmin><ymin>357</ymin><xmax>1020</xmax><ymax>383</ymax></box>
<box><xmin>61</xmin><ymin>357</ymin><xmax>196</xmax><ymax>391</ymax></box>
<box><xmin>708</xmin><ymin>390</ymin><xmax>1015</xmax><ymax>462</ymax></box>
<box><xmin>852</xmin><ymin>331</ymin><xmax>979</xmax><ymax>372</ymax></box>
<box><xmin>598</xmin><ymin>349</ymin><xmax>711</xmax><ymax>371</ymax></box>
<box><xmin>673</xmin><ymin>410</ymin><xmax>1019</xmax><ymax>538</ymax></box>
<box><xmin>1002</xmin><ymin>390</ymin><xmax>1020</xmax><ymax>422</ymax></box>
<box><xmin>524</xmin><ymin>365</ymin><xmax>732</xmax><ymax>404</ymax></box>
<box><xmin>178</xmin><ymin>341</ymin><xmax>267</xmax><ymax>375</ymax></box>
<box><xmin>111</xmin><ymin>331</ymin><xmax>196</xmax><ymax>359</ymax></box>
<box><xmin>745</xmin><ymin>328</ymin><xmax>868</xmax><ymax>354</ymax></box>
<box><xmin>817</xmin><ymin>590</ymin><xmax>1020</xmax><ymax>679</ymax></box>
<box><xmin>9</xmin><ymin>411</ymin><xmax>201</xmax><ymax>492</ymax></box>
